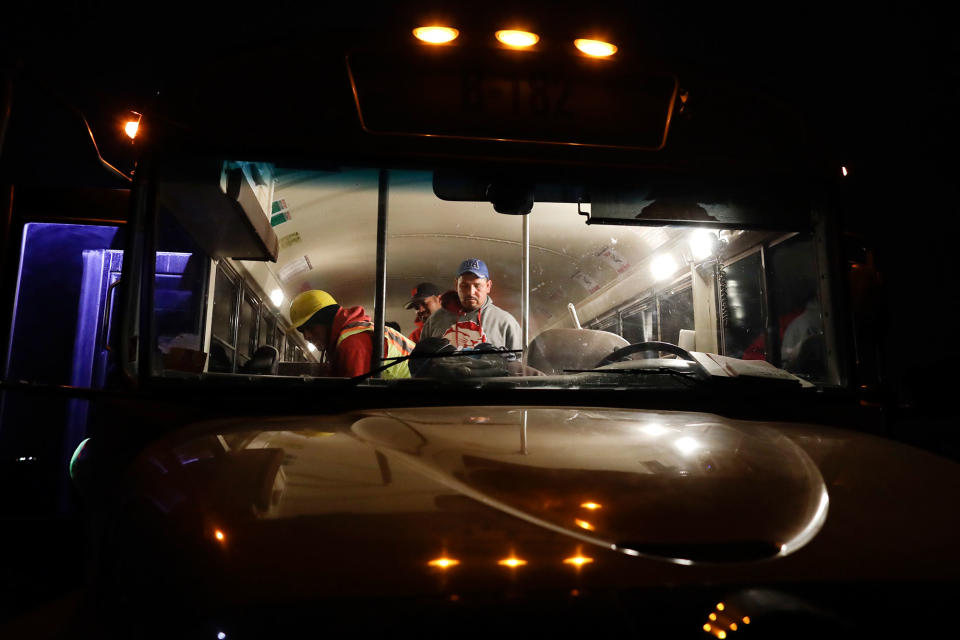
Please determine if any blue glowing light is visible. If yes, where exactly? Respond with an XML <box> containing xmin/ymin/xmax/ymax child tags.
<box><xmin>218</xmin><ymin>632</ymin><xmax>226</xmax><ymax>640</ymax></box>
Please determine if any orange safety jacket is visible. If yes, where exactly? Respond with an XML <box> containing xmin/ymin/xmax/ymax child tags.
<box><xmin>336</xmin><ymin>320</ymin><xmax>415</xmax><ymax>379</ymax></box>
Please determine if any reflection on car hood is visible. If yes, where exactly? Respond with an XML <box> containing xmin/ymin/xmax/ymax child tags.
<box><xmin>350</xmin><ymin>408</ymin><xmax>826</xmax><ymax>563</ymax></box>
<box><xmin>121</xmin><ymin>406</ymin><xmax>960</xmax><ymax>602</ymax></box>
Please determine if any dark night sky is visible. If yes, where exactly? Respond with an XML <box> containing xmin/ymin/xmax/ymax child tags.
<box><xmin>5</xmin><ymin>2</ymin><xmax>954</xmax><ymax>167</ymax></box>
<box><xmin>4</xmin><ymin>1</ymin><xmax>955</xmax><ymax>224</ymax></box>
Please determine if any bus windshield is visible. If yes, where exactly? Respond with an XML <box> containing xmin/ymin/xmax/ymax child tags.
<box><xmin>148</xmin><ymin>162</ymin><xmax>833</xmax><ymax>389</ymax></box>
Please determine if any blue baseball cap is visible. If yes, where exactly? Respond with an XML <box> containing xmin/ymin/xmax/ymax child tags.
<box><xmin>456</xmin><ymin>258</ymin><xmax>490</xmax><ymax>279</ymax></box>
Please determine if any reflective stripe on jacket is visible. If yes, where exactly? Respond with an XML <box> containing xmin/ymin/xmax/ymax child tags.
<box><xmin>337</xmin><ymin>321</ymin><xmax>414</xmax><ymax>379</ymax></box>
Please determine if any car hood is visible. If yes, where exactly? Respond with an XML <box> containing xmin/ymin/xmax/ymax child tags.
<box><xmin>115</xmin><ymin>406</ymin><xmax>960</xmax><ymax>603</ymax></box>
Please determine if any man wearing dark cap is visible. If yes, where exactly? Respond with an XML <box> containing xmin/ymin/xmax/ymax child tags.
<box><xmin>421</xmin><ymin>258</ymin><xmax>521</xmax><ymax>350</ymax></box>
<box><xmin>404</xmin><ymin>282</ymin><xmax>443</xmax><ymax>343</ymax></box>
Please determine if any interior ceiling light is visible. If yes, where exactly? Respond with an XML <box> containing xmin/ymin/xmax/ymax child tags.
<box><xmin>689</xmin><ymin>229</ymin><xmax>719</xmax><ymax>261</ymax></box>
<box><xmin>574</xmin><ymin>38</ymin><xmax>617</xmax><ymax>57</ymax></box>
<box><xmin>650</xmin><ymin>254</ymin><xmax>678</xmax><ymax>281</ymax></box>
<box><xmin>496</xmin><ymin>30</ymin><xmax>539</xmax><ymax>48</ymax></box>
<box><xmin>413</xmin><ymin>26</ymin><xmax>459</xmax><ymax>44</ymax></box>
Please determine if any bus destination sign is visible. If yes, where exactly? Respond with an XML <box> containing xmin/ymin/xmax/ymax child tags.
<box><xmin>347</xmin><ymin>49</ymin><xmax>679</xmax><ymax>150</ymax></box>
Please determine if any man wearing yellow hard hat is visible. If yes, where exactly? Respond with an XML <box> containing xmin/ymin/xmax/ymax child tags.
<box><xmin>288</xmin><ymin>290</ymin><xmax>414</xmax><ymax>379</ymax></box>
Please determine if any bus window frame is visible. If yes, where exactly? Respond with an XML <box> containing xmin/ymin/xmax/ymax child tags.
<box><xmin>718</xmin><ymin>229</ymin><xmax>843</xmax><ymax>385</ymax></box>
<box><xmin>655</xmin><ymin>277</ymin><xmax>695</xmax><ymax>345</ymax></box>
<box><xmin>210</xmin><ymin>261</ymin><xmax>242</xmax><ymax>372</ymax></box>
<box><xmin>273</xmin><ymin>325</ymin><xmax>285</xmax><ymax>355</ymax></box>
<box><xmin>156</xmin><ymin>251</ymin><xmax>312</xmax><ymax>375</ymax></box>
<box><xmin>720</xmin><ymin>246</ymin><xmax>764</xmax><ymax>360</ymax></box>
<box><xmin>236</xmin><ymin>289</ymin><xmax>261</xmax><ymax>368</ymax></box>
<box><xmin>812</xmin><ymin>209</ymin><xmax>846</xmax><ymax>387</ymax></box>
<box><xmin>618</xmin><ymin>297</ymin><xmax>658</xmax><ymax>344</ymax></box>
<box><xmin>118</xmin><ymin>158</ymin><xmax>155</xmax><ymax>383</ymax></box>
<box><xmin>589</xmin><ymin>311</ymin><xmax>621</xmax><ymax>335</ymax></box>
<box><xmin>259</xmin><ymin>308</ymin><xmax>277</xmax><ymax>349</ymax></box>
<box><xmin>587</xmin><ymin>269</ymin><xmax>695</xmax><ymax>345</ymax></box>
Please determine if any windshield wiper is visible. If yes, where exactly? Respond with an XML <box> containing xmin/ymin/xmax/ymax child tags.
<box><xmin>348</xmin><ymin>349</ymin><xmax>524</xmax><ymax>385</ymax></box>
<box><xmin>562</xmin><ymin>366</ymin><xmax>703</xmax><ymax>387</ymax></box>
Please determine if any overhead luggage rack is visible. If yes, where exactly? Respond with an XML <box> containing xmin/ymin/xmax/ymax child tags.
<box><xmin>157</xmin><ymin>160</ymin><xmax>279</xmax><ymax>262</ymax></box>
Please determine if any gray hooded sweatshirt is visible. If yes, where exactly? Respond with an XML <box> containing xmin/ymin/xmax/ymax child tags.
<box><xmin>421</xmin><ymin>296</ymin><xmax>521</xmax><ymax>351</ymax></box>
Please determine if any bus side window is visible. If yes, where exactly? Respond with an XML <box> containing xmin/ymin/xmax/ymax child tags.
<box><xmin>236</xmin><ymin>291</ymin><xmax>260</xmax><ymax>370</ymax></box>
<box><xmin>768</xmin><ymin>234</ymin><xmax>826</xmax><ymax>381</ymax></box>
<box><xmin>152</xmin><ymin>206</ymin><xmax>210</xmax><ymax>375</ymax></box>
<box><xmin>657</xmin><ymin>280</ymin><xmax>694</xmax><ymax>345</ymax></box>
<box><xmin>722</xmin><ymin>251</ymin><xmax>765</xmax><ymax>359</ymax></box>
<box><xmin>209</xmin><ymin>264</ymin><xmax>240</xmax><ymax>372</ymax></box>
<box><xmin>621</xmin><ymin>300</ymin><xmax>656</xmax><ymax>344</ymax></box>
<box><xmin>592</xmin><ymin>313</ymin><xmax>621</xmax><ymax>336</ymax></box>
<box><xmin>260</xmin><ymin>311</ymin><xmax>277</xmax><ymax>349</ymax></box>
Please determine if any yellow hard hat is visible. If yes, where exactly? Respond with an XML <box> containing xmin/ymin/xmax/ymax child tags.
<box><xmin>289</xmin><ymin>290</ymin><xmax>338</xmax><ymax>328</ymax></box>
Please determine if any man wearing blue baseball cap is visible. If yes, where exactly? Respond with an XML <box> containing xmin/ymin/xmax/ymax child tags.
<box><xmin>421</xmin><ymin>258</ymin><xmax>521</xmax><ymax>351</ymax></box>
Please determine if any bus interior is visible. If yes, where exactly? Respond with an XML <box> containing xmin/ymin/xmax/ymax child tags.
<box><xmin>123</xmin><ymin>162</ymin><xmax>836</xmax><ymax>386</ymax></box>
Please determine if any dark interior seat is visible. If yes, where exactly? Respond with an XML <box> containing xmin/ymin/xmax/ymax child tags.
<box><xmin>239</xmin><ymin>345</ymin><xmax>280</xmax><ymax>375</ymax></box>
<box><xmin>526</xmin><ymin>328</ymin><xmax>630</xmax><ymax>375</ymax></box>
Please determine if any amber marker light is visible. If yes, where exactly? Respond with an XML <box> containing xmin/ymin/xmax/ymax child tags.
<box><xmin>413</xmin><ymin>26</ymin><xmax>459</xmax><ymax>44</ymax></box>
<box><xmin>741</xmin><ymin>616</ymin><xmax>751</xmax><ymax>625</ymax></box>
<box><xmin>729</xmin><ymin>623</ymin><xmax>738</xmax><ymax>631</ymax></box>
<box><xmin>580</xmin><ymin>502</ymin><xmax>602</xmax><ymax>510</ymax></box>
<box><xmin>496</xmin><ymin>30</ymin><xmax>539</xmax><ymax>48</ymax></box>
<box><xmin>574</xmin><ymin>519</ymin><xmax>595</xmax><ymax>531</ymax></box>
<box><xmin>214</xmin><ymin>529</ymin><xmax>226</xmax><ymax>542</ymax></box>
<box><xmin>428</xmin><ymin>557</ymin><xmax>460</xmax><ymax>569</ymax></box>
<box><xmin>574</xmin><ymin>38</ymin><xmax>618</xmax><ymax>57</ymax></box>
<box><xmin>563</xmin><ymin>555</ymin><xmax>594</xmax><ymax>567</ymax></box>
<box><xmin>717</xmin><ymin>632</ymin><xmax>727</xmax><ymax>639</ymax></box>
<box><xmin>123</xmin><ymin>112</ymin><xmax>142</xmax><ymax>139</ymax></box>
<box><xmin>703</xmin><ymin>624</ymin><xmax>711</xmax><ymax>632</ymax></box>
<box><xmin>716</xmin><ymin>602</ymin><xmax>725</xmax><ymax>611</ymax></box>
<box><xmin>498</xmin><ymin>556</ymin><xmax>528</xmax><ymax>568</ymax></box>
<box><xmin>709</xmin><ymin>613</ymin><xmax>717</xmax><ymax>621</ymax></box>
